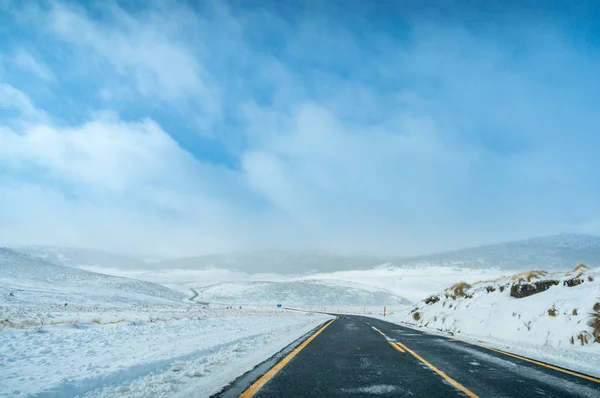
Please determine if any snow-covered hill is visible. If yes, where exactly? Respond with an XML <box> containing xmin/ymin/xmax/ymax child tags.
<box><xmin>192</xmin><ymin>279</ymin><xmax>411</xmax><ymax>306</ymax></box>
<box><xmin>0</xmin><ymin>247</ymin><xmax>185</xmax><ymax>309</ymax></box>
<box><xmin>398</xmin><ymin>264</ymin><xmax>600</xmax><ymax>351</ymax></box>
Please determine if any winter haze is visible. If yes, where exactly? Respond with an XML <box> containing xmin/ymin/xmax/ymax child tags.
<box><xmin>2</xmin><ymin>1</ymin><xmax>600</xmax><ymax>260</ymax></box>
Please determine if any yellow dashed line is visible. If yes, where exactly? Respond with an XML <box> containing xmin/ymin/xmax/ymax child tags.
<box><xmin>239</xmin><ymin>319</ymin><xmax>335</xmax><ymax>398</ymax></box>
<box><xmin>449</xmin><ymin>337</ymin><xmax>600</xmax><ymax>384</ymax></box>
<box><xmin>390</xmin><ymin>342</ymin><xmax>405</xmax><ymax>353</ymax></box>
<box><xmin>395</xmin><ymin>340</ymin><xmax>479</xmax><ymax>398</ymax></box>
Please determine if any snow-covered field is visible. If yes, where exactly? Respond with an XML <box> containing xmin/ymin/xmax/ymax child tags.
<box><xmin>373</xmin><ymin>265</ymin><xmax>600</xmax><ymax>377</ymax></box>
<box><xmin>294</xmin><ymin>266</ymin><xmax>512</xmax><ymax>303</ymax></box>
<box><xmin>77</xmin><ymin>264</ymin><xmax>510</xmax><ymax>306</ymax></box>
<box><xmin>1</xmin><ymin>306</ymin><xmax>331</xmax><ymax>397</ymax></box>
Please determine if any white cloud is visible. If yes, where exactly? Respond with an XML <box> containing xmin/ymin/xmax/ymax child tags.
<box><xmin>0</xmin><ymin>83</ymin><xmax>47</xmax><ymax>122</ymax></box>
<box><xmin>0</xmin><ymin>85</ymin><xmax>257</xmax><ymax>255</ymax></box>
<box><xmin>44</xmin><ymin>1</ymin><xmax>219</xmax><ymax>120</ymax></box>
<box><xmin>11</xmin><ymin>49</ymin><xmax>55</xmax><ymax>82</ymax></box>
<box><xmin>2</xmin><ymin>1</ymin><xmax>599</xmax><ymax>257</ymax></box>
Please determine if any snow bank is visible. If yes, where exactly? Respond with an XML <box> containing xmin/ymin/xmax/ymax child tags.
<box><xmin>0</xmin><ymin>307</ymin><xmax>331</xmax><ymax>397</ymax></box>
<box><xmin>379</xmin><ymin>265</ymin><xmax>600</xmax><ymax>375</ymax></box>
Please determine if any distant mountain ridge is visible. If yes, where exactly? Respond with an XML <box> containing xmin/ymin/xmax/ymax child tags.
<box><xmin>11</xmin><ymin>233</ymin><xmax>600</xmax><ymax>273</ymax></box>
<box><xmin>399</xmin><ymin>234</ymin><xmax>600</xmax><ymax>270</ymax></box>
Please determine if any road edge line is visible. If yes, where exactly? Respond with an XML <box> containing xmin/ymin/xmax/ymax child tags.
<box><xmin>395</xmin><ymin>340</ymin><xmax>479</xmax><ymax>398</ymax></box>
<box><xmin>239</xmin><ymin>318</ymin><xmax>336</xmax><ymax>397</ymax></box>
<box><xmin>448</xmin><ymin>337</ymin><xmax>600</xmax><ymax>384</ymax></box>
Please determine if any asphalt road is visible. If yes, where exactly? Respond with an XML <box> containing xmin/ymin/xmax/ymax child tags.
<box><xmin>218</xmin><ymin>315</ymin><xmax>600</xmax><ymax>398</ymax></box>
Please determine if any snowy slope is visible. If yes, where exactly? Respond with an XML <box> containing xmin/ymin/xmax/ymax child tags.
<box><xmin>193</xmin><ymin>280</ymin><xmax>410</xmax><ymax>306</ymax></box>
<box><xmin>0</xmin><ymin>247</ymin><xmax>185</xmax><ymax>311</ymax></box>
<box><xmin>397</xmin><ymin>265</ymin><xmax>600</xmax><ymax>353</ymax></box>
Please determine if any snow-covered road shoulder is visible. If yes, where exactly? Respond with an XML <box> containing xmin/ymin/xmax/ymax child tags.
<box><xmin>370</xmin><ymin>265</ymin><xmax>600</xmax><ymax>378</ymax></box>
<box><xmin>0</xmin><ymin>308</ymin><xmax>332</xmax><ymax>397</ymax></box>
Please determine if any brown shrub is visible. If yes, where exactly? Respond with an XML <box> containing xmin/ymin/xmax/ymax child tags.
<box><xmin>413</xmin><ymin>312</ymin><xmax>421</xmax><ymax>321</ymax></box>
<box><xmin>570</xmin><ymin>336</ymin><xmax>575</xmax><ymax>345</ymax></box>
<box><xmin>547</xmin><ymin>307</ymin><xmax>557</xmax><ymax>317</ymax></box>
<box><xmin>499</xmin><ymin>286</ymin><xmax>505</xmax><ymax>293</ymax></box>
<box><xmin>590</xmin><ymin>311</ymin><xmax>600</xmax><ymax>343</ymax></box>
<box><xmin>486</xmin><ymin>286</ymin><xmax>496</xmax><ymax>293</ymax></box>
<box><xmin>446</xmin><ymin>282</ymin><xmax>472</xmax><ymax>298</ymax></box>
<box><xmin>572</xmin><ymin>309</ymin><xmax>578</xmax><ymax>316</ymax></box>
<box><xmin>510</xmin><ymin>270</ymin><xmax>548</xmax><ymax>284</ymax></box>
<box><xmin>589</xmin><ymin>275</ymin><xmax>595</xmax><ymax>282</ymax></box>
<box><xmin>424</xmin><ymin>295</ymin><xmax>440</xmax><ymax>305</ymax></box>
<box><xmin>510</xmin><ymin>280</ymin><xmax>559</xmax><ymax>298</ymax></box>
<box><xmin>594</xmin><ymin>303</ymin><xmax>600</xmax><ymax>312</ymax></box>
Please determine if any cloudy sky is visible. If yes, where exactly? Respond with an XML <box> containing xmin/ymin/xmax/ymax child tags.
<box><xmin>1</xmin><ymin>0</ymin><xmax>599</xmax><ymax>256</ymax></box>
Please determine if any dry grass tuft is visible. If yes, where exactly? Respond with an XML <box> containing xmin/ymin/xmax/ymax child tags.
<box><xmin>577</xmin><ymin>331</ymin><xmax>592</xmax><ymax>345</ymax></box>
<box><xmin>91</xmin><ymin>318</ymin><xmax>101</xmax><ymax>324</ymax></box>
<box><xmin>486</xmin><ymin>286</ymin><xmax>496</xmax><ymax>293</ymax></box>
<box><xmin>424</xmin><ymin>295</ymin><xmax>440</xmax><ymax>305</ymax></box>
<box><xmin>412</xmin><ymin>312</ymin><xmax>421</xmax><ymax>321</ymax></box>
<box><xmin>573</xmin><ymin>263</ymin><xmax>590</xmax><ymax>272</ymax></box>
<box><xmin>572</xmin><ymin>308</ymin><xmax>578</xmax><ymax>316</ymax></box>
<box><xmin>589</xmin><ymin>275</ymin><xmax>595</xmax><ymax>282</ymax></box>
<box><xmin>547</xmin><ymin>307</ymin><xmax>557</xmax><ymax>317</ymax></box>
<box><xmin>499</xmin><ymin>285</ymin><xmax>506</xmax><ymax>293</ymax></box>
<box><xmin>594</xmin><ymin>303</ymin><xmax>600</xmax><ymax>312</ymax></box>
<box><xmin>510</xmin><ymin>270</ymin><xmax>548</xmax><ymax>283</ymax></box>
<box><xmin>446</xmin><ymin>282</ymin><xmax>472</xmax><ymax>298</ymax></box>
<box><xmin>570</xmin><ymin>336</ymin><xmax>575</xmax><ymax>345</ymax></box>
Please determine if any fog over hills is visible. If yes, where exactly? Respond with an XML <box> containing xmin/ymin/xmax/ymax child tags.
<box><xmin>17</xmin><ymin>246</ymin><xmax>150</xmax><ymax>270</ymax></box>
<box><xmin>12</xmin><ymin>233</ymin><xmax>600</xmax><ymax>273</ymax></box>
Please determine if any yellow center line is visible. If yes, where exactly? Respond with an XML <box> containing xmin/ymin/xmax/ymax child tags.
<box><xmin>448</xmin><ymin>337</ymin><xmax>600</xmax><ymax>384</ymax></box>
<box><xmin>395</xmin><ymin>340</ymin><xmax>479</xmax><ymax>398</ymax></box>
<box><xmin>239</xmin><ymin>318</ymin><xmax>336</xmax><ymax>398</ymax></box>
<box><xmin>389</xmin><ymin>342</ymin><xmax>405</xmax><ymax>353</ymax></box>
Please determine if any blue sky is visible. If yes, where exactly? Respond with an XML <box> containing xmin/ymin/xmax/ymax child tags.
<box><xmin>1</xmin><ymin>0</ymin><xmax>599</xmax><ymax>256</ymax></box>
